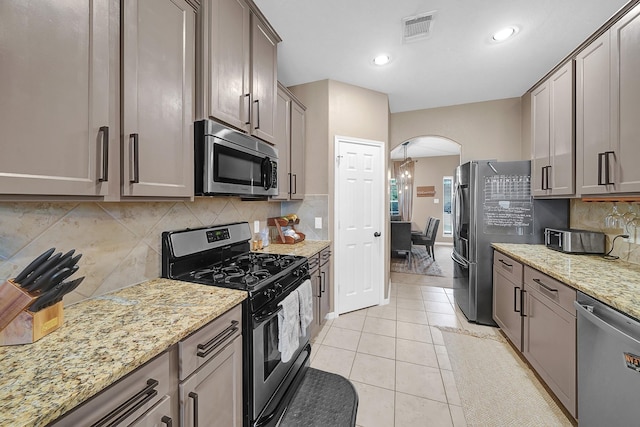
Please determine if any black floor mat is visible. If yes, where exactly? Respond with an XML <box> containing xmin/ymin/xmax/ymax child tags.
<box><xmin>279</xmin><ymin>368</ymin><xmax>359</xmax><ymax>427</ymax></box>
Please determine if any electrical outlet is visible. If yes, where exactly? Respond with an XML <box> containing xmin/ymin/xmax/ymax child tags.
<box><xmin>434</xmin><ymin>198</ymin><xmax>440</xmax><ymax>204</ymax></box>
<box><xmin>315</xmin><ymin>217</ymin><xmax>322</xmax><ymax>229</ymax></box>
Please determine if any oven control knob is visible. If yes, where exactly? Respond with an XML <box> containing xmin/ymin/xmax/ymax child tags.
<box><xmin>265</xmin><ymin>288</ymin><xmax>276</xmax><ymax>299</ymax></box>
<box><xmin>274</xmin><ymin>283</ymin><xmax>283</xmax><ymax>292</ymax></box>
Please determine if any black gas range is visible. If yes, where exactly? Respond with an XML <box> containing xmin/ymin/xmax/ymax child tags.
<box><xmin>161</xmin><ymin>222</ymin><xmax>312</xmax><ymax>427</ymax></box>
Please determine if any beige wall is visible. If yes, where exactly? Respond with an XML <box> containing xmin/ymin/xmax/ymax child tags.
<box><xmin>290</xmin><ymin>79</ymin><xmax>392</xmax><ymax>301</ymax></box>
<box><xmin>390</xmin><ymin>98</ymin><xmax>523</xmax><ymax>163</ymax></box>
<box><xmin>411</xmin><ymin>155</ymin><xmax>460</xmax><ymax>244</ymax></box>
<box><xmin>0</xmin><ymin>198</ymin><xmax>281</xmax><ymax>305</ymax></box>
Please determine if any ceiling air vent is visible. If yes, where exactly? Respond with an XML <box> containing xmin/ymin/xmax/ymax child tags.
<box><xmin>402</xmin><ymin>11</ymin><xmax>436</xmax><ymax>43</ymax></box>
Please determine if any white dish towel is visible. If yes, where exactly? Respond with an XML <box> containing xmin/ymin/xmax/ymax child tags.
<box><xmin>278</xmin><ymin>289</ymin><xmax>300</xmax><ymax>363</ymax></box>
<box><xmin>297</xmin><ymin>279</ymin><xmax>313</xmax><ymax>337</ymax></box>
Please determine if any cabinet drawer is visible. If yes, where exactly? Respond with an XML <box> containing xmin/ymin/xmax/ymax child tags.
<box><xmin>524</xmin><ymin>266</ymin><xmax>576</xmax><ymax>315</ymax></box>
<box><xmin>179</xmin><ymin>305</ymin><xmax>242</xmax><ymax>381</ymax></box>
<box><xmin>307</xmin><ymin>252</ymin><xmax>320</xmax><ymax>273</ymax></box>
<box><xmin>51</xmin><ymin>352</ymin><xmax>171</xmax><ymax>426</ymax></box>
<box><xmin>320</xmin><ymin>247</ymin><xmax>331</xmax><ymax>265</ymax></box>
<box><xmin>493</xmin><ymin>252</ymin><xmax>523</xmax><ymax>285</ymax></box>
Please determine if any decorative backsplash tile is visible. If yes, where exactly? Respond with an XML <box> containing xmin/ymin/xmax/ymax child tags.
<box><xmin>570</xmin><ymin>199</ymin><xmax>640</xmax><ymax>265</ymax></box>
<box><xmin>281</xmin><ymin>194</ymin><xmax>329</xmax><ymax>241</ymax></box>
<box><xmin>0</xmin><ymin>198</ymin><xmax>282</xmax><ymax>305</ymax></box>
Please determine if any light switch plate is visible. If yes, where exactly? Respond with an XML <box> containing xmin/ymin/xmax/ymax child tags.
<box><xmin>434</xmin><ymin>198</ymin><xmax>440</xmax><ymax>204</ymax></box>
<box><xmin>315</xmin><ymin>217</ymin><xmax>322</xmax><ymax>229</ymax></box>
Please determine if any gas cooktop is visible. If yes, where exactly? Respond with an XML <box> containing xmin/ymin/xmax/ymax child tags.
<box><xmin>175</xmin><ymin>252</ymin><xmax>306</xmax><ymax>291</ymax></box>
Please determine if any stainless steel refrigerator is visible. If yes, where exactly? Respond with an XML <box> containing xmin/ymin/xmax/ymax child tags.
<box><xmin>451</xmin><ymin>160</ymin><xmax>568</xmax><ymax>326</ymax></box>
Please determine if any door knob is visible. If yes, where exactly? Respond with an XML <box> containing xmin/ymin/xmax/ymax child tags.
<box><xmin>374</xmin><ymin>232</ymin><xmax>381</xmax><ymax>237</ymax></box>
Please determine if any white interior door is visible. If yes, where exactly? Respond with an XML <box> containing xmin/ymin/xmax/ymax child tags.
<box><xmin>335</xmin><ymin>136</ymin><xmax>384</xmax><ymax>314</ymax></box>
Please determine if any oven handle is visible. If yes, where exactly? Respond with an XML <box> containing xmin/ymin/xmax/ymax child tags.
<box><xmin>252</xmin><ymin>305</ymin><xmax>283</xmax><ymax>329</ymax></box>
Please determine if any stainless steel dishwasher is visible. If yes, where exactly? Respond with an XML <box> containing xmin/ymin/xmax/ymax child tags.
<box><xmin>575</xmin><ymin>291</ymin><xmax>640</xmax><ymax>426</ymax></box>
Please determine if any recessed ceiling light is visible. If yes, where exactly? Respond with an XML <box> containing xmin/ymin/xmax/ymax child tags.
<box><xmin>373</xmin><ymin>55</ymin><xmax>391</xmax><ymax>66</ymax></box>
<box><xmin>492</xmin><ymin>26</ymin><xmax>519</xmax><ymax>42</ymax></box>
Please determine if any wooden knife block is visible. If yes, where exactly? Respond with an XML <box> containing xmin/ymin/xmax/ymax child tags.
<box><xmin>0</xmin><ymin>279</ymin><xmax>35</xmax><ymax>330</ymax></box>
<box><xmin>0</xmin><ymin>279</ymin><xmax>64</xmax><ymax>346</ymax></box>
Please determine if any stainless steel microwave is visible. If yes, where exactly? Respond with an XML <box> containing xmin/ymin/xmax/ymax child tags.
<box><xmin>195</xmin><ymin>119</ymin><xmax>278</xmax><ymax>197</ymax></box>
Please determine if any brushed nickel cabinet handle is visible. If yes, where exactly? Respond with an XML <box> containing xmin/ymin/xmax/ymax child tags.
<box><xmin>254</xmin><ymin>99</ymin><xmax>260</xmax><ymax>129</ymax></box>
<box><xmin>99</xmin><ymin>126</ymin><xmax>109</xmax><ymax>182</ymax></box>
<box><xmin>189</xmin><ymin>391</ymin><xmax>199</xmax><ymax>427</ymax></box>
<box><xmin>129</xmin><ymin>133</ymin><xmax>139</xmax><ymax>184</ymax></box>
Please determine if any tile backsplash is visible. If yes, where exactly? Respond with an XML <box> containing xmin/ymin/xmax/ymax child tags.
<box><xmin>570</xmin><ymin>199</ymin><xmax>640</xmax><ymax>264</ymax></box>
<box><xmin>0</xmin><ymin>196</ymin><xmax>330</xmax><ymax>305</ymax></box>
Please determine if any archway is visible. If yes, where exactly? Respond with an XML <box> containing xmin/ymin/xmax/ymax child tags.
<box><xmin>389</xmin><ymin>135</ymin><xmax>461</xmax><ymax>244</ymax></box>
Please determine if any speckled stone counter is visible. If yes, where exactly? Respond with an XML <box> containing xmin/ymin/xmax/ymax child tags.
<box><xmin>0</xmin><ymin>278</ymin><xmax>246</xmax><ymax>427</ymax></box>
<box><xmin>492</xmin><ymin>243</ymin><xmax>640</xmax><ymax>320</ymax></box>
<box><xmin>255</xmin><ymin>240</ymin><xmax>331</xmax><ymax>258</ymax></box>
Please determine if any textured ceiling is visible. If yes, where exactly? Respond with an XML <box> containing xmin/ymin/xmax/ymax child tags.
<box><xmin>254</xmin><ymin>0</ymin><xmax>629</xmax><ymax>113</ymax></box>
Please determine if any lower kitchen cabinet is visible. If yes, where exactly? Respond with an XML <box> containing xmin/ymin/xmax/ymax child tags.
<box><xmin>50</xmin><ymin>351</ymin><xmax>176</xmax><ymax>426</ymax></box>
<box><xmin>50</xmin><ymin>305</ymin><xmax>243</xmax><ymax>427</ymax></box>
<box><xmin>492</xmin><ymin>253</ymin><xmax>524</xmax><ymax>350</ymax></box>
<box><xmin>309</xmin><ymin>247</ymin><xmax>332</xmax><ymax>340</ymax></box>
<box><xmin>178</xmin><ymin>305</ymin><xmax>243</xmax><ymax>427</ymax></box>
<box><xmin>492</xmin><ymin>250</ymin><xmax>577</xmax><ymax>418</ymax></box>
<box><xmin>523</xmin><ymin>266</ymin><xmax>577</xmax><ymax>418</ymax></box>
<box><xmin>179</xmin><ymin>336</ymin><xmax>243</xmax><ymax>427</ymax></box>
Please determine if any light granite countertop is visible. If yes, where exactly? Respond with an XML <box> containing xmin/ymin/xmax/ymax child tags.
<box><xmin>254</xmin><ymin>239</ymin><xmax>331</xmax><ymax>258</ymax></box>
<box><xmin>492</xmin><ymin>243</ymin><xmax>640</xmax><ymax>320</ymax></box>
<box><xmin>0</xmin><ymin>278</ymin><xmax>247</xmax><ymax>427</ymax></box>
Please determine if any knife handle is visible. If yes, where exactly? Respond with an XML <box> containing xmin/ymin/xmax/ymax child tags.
<box><xmin>130</xmin><ymin>133</ymin><xmax>139</xmax><ymax>184</ymax></box>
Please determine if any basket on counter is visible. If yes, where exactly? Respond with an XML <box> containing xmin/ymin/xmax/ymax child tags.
<box><xmin>268</xmin><ymin>217</ymin><xmax>306</xmax><ymax>244</ymax></box>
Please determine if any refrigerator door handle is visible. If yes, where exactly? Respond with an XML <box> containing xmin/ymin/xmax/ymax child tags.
<box><xmin>451</xmin><ymin>251</ymin><xmax>469</xmax><ymax>269</ymax></box>
<box><xmin>454</xmin><ymin>184</ymin><xmax>464</xmax><ymax>237</ymax></box>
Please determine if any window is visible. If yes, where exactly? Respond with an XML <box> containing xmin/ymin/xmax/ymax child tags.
<box><xmin>443</xmin><ymin>176</ymin><xmax>453</xmax><ymax>235</ymax></box>
<box><xmin>390</xmin><ymin>179</ymin><xmax>399</xmax><ymax>215</ymax></box>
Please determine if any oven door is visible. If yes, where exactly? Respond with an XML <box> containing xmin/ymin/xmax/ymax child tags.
<box><xmin>203</xmin><ymin>136</ymin><xmax>278</xmax><ymax>196</ymax></box>
<box><xmin>251</xmin><ymin>291</ymin><xmax>309</xmax><ymax>423</ymax></box>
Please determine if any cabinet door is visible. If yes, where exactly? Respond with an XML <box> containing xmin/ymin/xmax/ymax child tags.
<box><xmin>203</xmin><ymin>0</ymin><xmax>251</xmax><ymax>131</ymax></box>
<box><xmin>531</xmin><ymin>83</ymin><xmax>551</xmax><ymax>196</ymax></box>
<box><xmin>492</xmin><ymin>267</ymin><xmax>522</xmax><ymax>350</ymax></box>
<box><xmin>576</xmin><ymin>31</ymin><xmax>613</xmax><ymax>195</ymax></box>
<box><xmin>290</xmin><ymin>100</ymin><xmax>306</xmax><ymax>200</ymax></box>
<box><xmin>549</xmin><ymin>62</ymin><xmax>574</xmax><ymax>196</ymax></box>
<box><xmin>250</xmin><ymin>14</ymin><xmax>278</xmax><ymax>144</ymax></box>
<box><xmin>611</xmin><ymin>4</ymin><xmax>640</xmax><ymax>193</ymax></box>
<box><xmin>0</xmin><ymin>0</ymin><xmax>110</xmax><ymax>196</ymax></box>
<box><xmin>310</xmin><ymin>269</ymin><xmax>322</xmax><ymax>340</ymax></box>
<box><xmin>319</xmin><ymin>260</ymin><xmax>331</xmax><ymax>321</ymax></box>
<box><xmin>122</xmin><ymin>0</ymin><xmax>194</xmax><ymax>198</ymax></box>
<box><xmin>272</xmin><ymin>86</ymin><xmax>291</xmax><ymax>201</ymax></box>
<box><xmin>523</xmin><ymin>287</ymin><xmax>576</xmax><ymax>417</ymax></box>
<box><xmin>180</xmin><ymin>336</ymin><xmax>243</xmax><ymax>427</ymax></box>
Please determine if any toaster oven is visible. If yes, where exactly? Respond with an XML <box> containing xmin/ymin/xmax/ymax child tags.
<box><xmin>544</xmin><ymin>228</ymin><xmax>605</xmax><ymax>254</ymax></box>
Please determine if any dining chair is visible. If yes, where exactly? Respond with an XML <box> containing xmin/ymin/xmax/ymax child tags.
<box><xmin>411</xmin><ymin>218</ymin><xmax>440</xmax><ymax>260</ymax></box>
<box><xmin>391</xmin><ymin>221</ymin><xmax>412</xmax><ymax>264</ymax></box>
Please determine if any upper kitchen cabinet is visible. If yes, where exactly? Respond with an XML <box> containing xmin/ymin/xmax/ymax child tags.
<box><xmin>531</xmin><ymin>61</ymin><xmax>575</xmax><ymax>197</ymax></box>
<box><xmin>272</xmin><ymin>83</ymin><xmax>306</xmax><ymax>201</ymax></box>
<box><xmin>0</xmin><ymin>0</ymin><xmax>113</xmax><ymax>197</ymax></box>
<box><xmin>122</xmin><ymin>0</ymin><xmax>195</xmax><ymax>198</ymax></box>
<box><xmin>577</xmin><ymin>3</ymin><xmax>640</xmax><ymax>195</ymax></box>
<box><xmin>199</xmin><ymin>0</ymin><xmax>281</xmax><ymax>144</ymax></box>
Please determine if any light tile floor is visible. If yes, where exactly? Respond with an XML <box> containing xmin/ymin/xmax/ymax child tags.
<box><xmin>308</xmin><ymin>245</ymin><xmax>512</xmax><ymax>426</ymax></box>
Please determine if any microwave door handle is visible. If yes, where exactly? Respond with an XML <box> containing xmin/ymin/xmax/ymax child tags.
<box><xmin>261</xmin><ymin>156</ymin><xmax>272</xmax><ymax>190</ymax></box>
